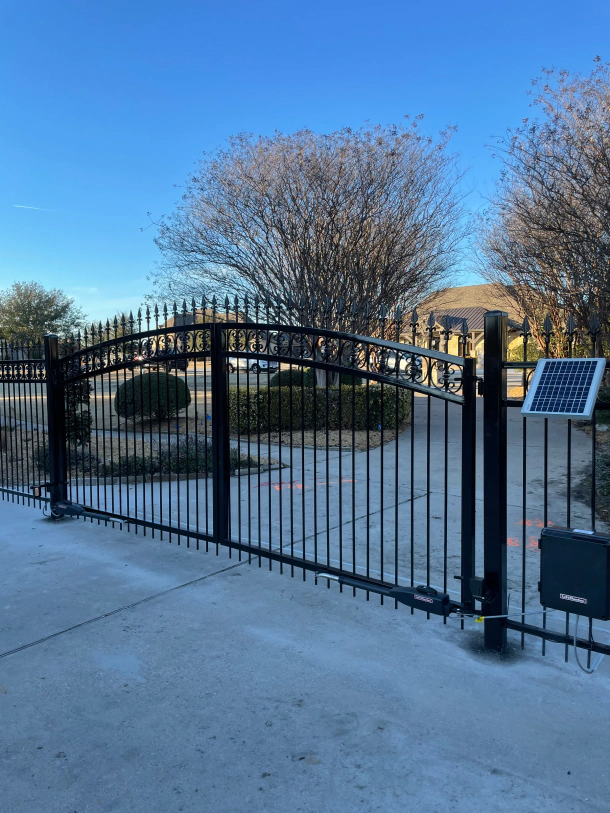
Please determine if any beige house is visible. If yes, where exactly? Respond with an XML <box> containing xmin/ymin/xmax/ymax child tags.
<box><xmin>403</xmin><ymin>284</ymin><xmax>523</xmax><ymax>358</ymax></box>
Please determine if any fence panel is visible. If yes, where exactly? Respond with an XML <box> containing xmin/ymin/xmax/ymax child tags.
<box><xmin>60</xmin><ymin>320</ymin><xmax>215</xmax><ymax>547</ymax></box>
<box><xmin>0</xmin><ymin>340</ymin><xmax>47</xmax><ymax>505</ymax></box>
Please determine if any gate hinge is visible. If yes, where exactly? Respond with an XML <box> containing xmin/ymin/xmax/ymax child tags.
<box><xmin>30</xmin><ymin>483</ymin><xmax>51</xmax><ymax>498</ymax></box>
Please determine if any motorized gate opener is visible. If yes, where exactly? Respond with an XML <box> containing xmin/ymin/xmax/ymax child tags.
<box><xmin>316</xmin><ymin>573</ymin><xmax>456</xmax><ymax>617</ymax></box>
<box><xmin>538</xmin><ymin>526</ymin><xmax>610</xmax><ymax>620</ymax></box>
<box><xmin>50</xmin><ymin>499</ymin><xmax>124</xmax><ymax>527</ymax></box>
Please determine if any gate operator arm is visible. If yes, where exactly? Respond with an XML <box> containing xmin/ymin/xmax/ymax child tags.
<box><xmin>50</xmin><ymin>499</ymin><xmax>124</xmax><ymax>527</ymax></box>
<box><xmin>316</xmin><ymin>572</ymin><xmax>456</xmax><ymax>617</ymax></box>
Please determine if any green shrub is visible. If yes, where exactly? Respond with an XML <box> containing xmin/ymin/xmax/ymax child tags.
<box><xmin>596</xmin><ymin>387</ymin><xmax>610</xmax><ymax>426</ymax></box>
<box><xmin>303</xmin><ymin>367</ymin><xmax>316</xmax><ymax>388</ymax></box>
<box><xmin>158</xmin><ymin>435</ymin><xmax>213</xmax><ymax>474</ymax></box>
<box><xmin>157</xmin><ymin>436</ymin><xmax>254</xmax><ymax>474</ymax></box>
<box><xmin>32</xmin><ymin>444</ymin><xmax>49</xmax><ymax>475</ymax></box>
<box><xmin>100</xmin><ymin>453</ymin><xmax>159</xmax><ymax>478</ymax></box>
<box><xmin>32</xmin><ymin>442</ymin><xmax>101</xmax><ymax>475</ymax></box>
<box><xmin>228</xmin><ymin>384</ymin><xmax>410</xmax><ymax>433</ymax></box>
<box><xmin>65</xmin><ymin>380</ymin><xmax>93</xmax><ymax>446</ymax></box>
<box><xmin>507</xmin><ymin>343</ymin><xmax>544</xmax><ymax>362</ymax></box>
<box><xmin>268</xmin><ymin>368</ymin><xmax>306</xmax><ymax>388</ymax></box>
<box><xmin>66</xmin><ymin>448</ymin><xmax>102</xmax><ymax>474</ymax></box>
<box><xmin>114</xmin><ymin>372</ymin><xmax>191</xmax><ymax>421</ymax></box>
<box><xmin>268</xmin><ymin>366</ymin><xmax>363</xmax><ymax>388</ymax></box>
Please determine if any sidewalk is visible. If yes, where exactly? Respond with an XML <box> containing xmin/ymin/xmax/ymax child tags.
<box><xmin>1</xmin><ymin>496</ymin><xmax>609</xmax><ymax>813</ymax></box>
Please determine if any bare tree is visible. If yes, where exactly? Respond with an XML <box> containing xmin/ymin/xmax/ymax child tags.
<box><xmin>150</xmin><ymin>120</ymin><xmax>468</xmax><ymax>329</ymax></box>
<box><xmin>478</xmin><ymin>59</ymin><xmax>610</xmax><ymax>354</ymax></box>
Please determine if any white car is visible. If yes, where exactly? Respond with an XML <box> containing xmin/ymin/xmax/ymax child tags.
<box><xmin>226</xmin><ymin>357</ymin><xmax>279</xmax><ymax>375</ymax></box>
<box><xmin>382</xmin><ymin>351</ymin><xmax>423</xmax><ymax>376</ymax></box>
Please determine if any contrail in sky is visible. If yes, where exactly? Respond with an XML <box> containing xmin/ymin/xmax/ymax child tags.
<box><xmin>12</xmin><ymin>204</ymin><xmax>53</xmax><ymax>211</ymax></box>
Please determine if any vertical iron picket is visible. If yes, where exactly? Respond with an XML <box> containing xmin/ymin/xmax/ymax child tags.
<box><xmin>460</xmin><ymin>356</ymin><xmax>477</xmax><ymax>613</ymax></box>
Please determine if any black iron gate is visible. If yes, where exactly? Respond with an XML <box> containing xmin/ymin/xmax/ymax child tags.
<box><xmin>8</xmin><ymin>298</ymin><xmax>609</xmax><ymax>658</ymax></box>
<box><xmin>0</xmin><ymin>300</ymin><xmax>478</xmax><ymax>616</ymax></box>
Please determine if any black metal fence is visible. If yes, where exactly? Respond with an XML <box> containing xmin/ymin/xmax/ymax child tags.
<box><xmin>483</xmin><ymin>310</ymin><xmax>610</xmax><ymax>662</ymax></box>
<box><xmin>1</xmin><ymin>298</ymin><xmax>609</xmax><ymax>662</ymax></box>
<box><xmin>0</xmin><ymin>339</ymin><xmax>47</xmax><ymax>503</ymax></box>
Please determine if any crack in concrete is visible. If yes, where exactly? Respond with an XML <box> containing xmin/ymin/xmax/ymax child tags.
<box><xmin>0</xmin><ymin>558</ymin><xmax>248</xmax><ymax>661</ymax></box>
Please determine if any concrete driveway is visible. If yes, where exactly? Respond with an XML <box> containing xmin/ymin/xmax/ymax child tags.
<box><xmin>1</xmin><ymin>494</ymin><xmax>610</xmax><ymax>813</ymax></box>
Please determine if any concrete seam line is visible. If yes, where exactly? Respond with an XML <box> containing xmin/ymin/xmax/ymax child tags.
<box><xmin>0</xmin><ymin>559</ymin><xmax>249</xmax><ymax>661</ymax></box>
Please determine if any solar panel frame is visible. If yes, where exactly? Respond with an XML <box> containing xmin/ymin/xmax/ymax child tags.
<box><xmin>521</xmin><ymin>357</ymin><xmax>607</xmax><ymax>419</ymax></box>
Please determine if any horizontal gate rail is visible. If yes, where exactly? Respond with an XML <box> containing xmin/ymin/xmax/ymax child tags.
<box><xmin>221</xmin><ymin>323</ymin><xmax>466</xmax><ymax>402</ymax></box>
<box><xmin>506</xmin><ymin>618</ymin><xmax>610</xmax><ymax>657</ymax></box>
<box><xmin>57</xmin><ymin>321</ymin><xmax>466</xmax><ymax>403</ymax></box>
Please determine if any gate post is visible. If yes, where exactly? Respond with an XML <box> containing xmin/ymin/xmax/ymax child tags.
<box><xmin>483</xmin><ymin>311</ymin><xmax>508</xmax><ymax>652</ymax></box>
<box><xmin>44</xmin><ymin>333</ymin><xmax>67</xmax><ymax>513</ymax></box>
<box><xmin>460</xmin><ymin>356</ymin><xmax>477</xmax><ymax>611</ymax></box>
<box><xmin>211</xmin><ymin>322</ymin><xmax>231</xmax><ymax>548</ymax></box>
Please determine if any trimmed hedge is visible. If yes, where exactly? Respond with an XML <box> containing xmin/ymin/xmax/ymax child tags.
<box><xmin>33</xmin><ymin>443</ymin><xmax>102</xmax><ymax>476</ymax></box>
<box><xmin>268</xmin><ymin>368</ymin><xmax>311</xmax><ymax>388</ymax></box>
<box><xmin>268</xmin><ymin>367</ymin><xmax>364</xmax><ymax>388</ymax></box>
<box><xmin>229</xmin><ymin>384</ymin><xmax>410</xmax><ymax>433</ymax></box>
<box><xmin>114</xmin><ymin>372</ymin><xmax>191</xmax><ymax>421</ymax></box>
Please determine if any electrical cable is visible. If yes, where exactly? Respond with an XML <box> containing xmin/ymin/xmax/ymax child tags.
<box><xmin>573</xmin><ymin>615</ymin><xmax>609</xmax><ymax>674</ymax></box>
<box><xmin>449</xmin><ymin>608</ymin><xmax>557</xmax><ymax>622</ymax></box>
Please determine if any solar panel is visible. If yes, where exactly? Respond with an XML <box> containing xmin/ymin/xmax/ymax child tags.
<box><xmin>521</xmin><ymin>358</ymin><xmax>607</xmax><ymax>419</ymax></box>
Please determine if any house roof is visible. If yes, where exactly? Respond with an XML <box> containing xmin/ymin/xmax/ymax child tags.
<box><xmin>420</xmin><ymin>283</ymin><xmax>522</xmax><ymax>323</ymax></box>
<box><xmin>162</xmin><ymin>309</ymin><xmax>234</xmax><ymax>328</ymax></box>
<box><xmin>432</xmin><ymin>306</ymin><xmax>521</xmax><ymax>333</ymax></box>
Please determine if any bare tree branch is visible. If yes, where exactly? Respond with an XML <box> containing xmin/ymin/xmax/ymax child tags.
<box><xmin>150</xmin><ymin>121</ymin><xmax>468</xmax><ymax>330</ymax></box>
<box><xmin>478</xmin><ymin>60</ymin><xmax>610</xmax><ymax>351</ymax></box>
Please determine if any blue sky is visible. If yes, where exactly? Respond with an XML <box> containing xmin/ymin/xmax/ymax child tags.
<box><xmin>1</xmin><ymin>0</ymin><xmax>609</xmax><ymax>324</ymax></box>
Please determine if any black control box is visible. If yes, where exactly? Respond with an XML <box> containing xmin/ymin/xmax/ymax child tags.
<box><xmin>539</xmin><ymin>526</ymin><xmax>610</xmax><ymax>620</ymax></box>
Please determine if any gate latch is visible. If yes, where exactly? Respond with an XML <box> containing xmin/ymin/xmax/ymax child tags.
<box><xmin>469</xmin><ymin>576</ymin><xmax>488</xmax><ymax>602</ymax></box>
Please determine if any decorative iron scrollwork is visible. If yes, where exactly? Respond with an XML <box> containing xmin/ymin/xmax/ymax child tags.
<box><xmin>0</xmin><ymin>361</ymin><xmax>46</xmax><ymax>382</ymax></box>
<box><xmin>60</xmin><ymin>327</ymin><xmax>212</xmax><ymax>382</ymax></box>
<box><xmin>221</xmin><ymin>327</ymin><xmax>464</xmax><ymax>396</ymax></box>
